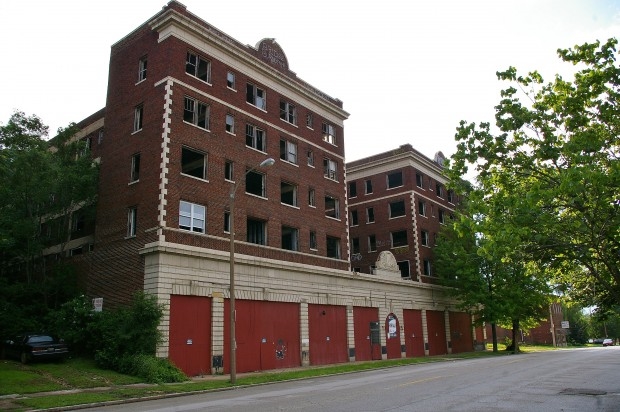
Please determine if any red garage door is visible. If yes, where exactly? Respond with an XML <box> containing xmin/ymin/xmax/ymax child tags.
<box><xmin>449</xmin><ymin>312</ymin><xmax>474</xmax><ymax>354</ymax></box>
<box><xmin>403</xmin><ymin>309</ymin><xmax>425</xmax><ymax>357</ymax></box>
<box><xmin>353</xmin><ymin>307</ymin><xmax>379</xmax><ymax>361</ymax></box>
<box><xmin>426</xmin><ymin>310</ymin><xmax>447</xmax><ymax>356</ymax></box>
<box><xmin>224</xmin><ymin>300</ymin><xmax>300</xmax><ymax>373</ymax></box>
<box><xmin>308</xmin><ymin>304</ymin><xmax>348</xmax><ymax>365</ymax></box>
<box><xmin>168</xmin><ymin>295</ymin><xmax>212</xmax><ymax>376</ymax></box>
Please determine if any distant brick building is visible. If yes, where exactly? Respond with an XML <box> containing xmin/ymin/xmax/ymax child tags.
<box><xmin>346</xmin><ymin>144</ymin><xmax>458</xmax><ymax>283</ymax></box>
<box><xmin>49</xmin><ymin>1</ymin><xmax>478</xmax><ymax>376</ymax></box>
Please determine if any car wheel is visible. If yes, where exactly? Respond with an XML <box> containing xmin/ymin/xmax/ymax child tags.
<box><xmin>20</xmin><ymin>352</ymin><xmax>28</xmax><ymax>364</ymax></box>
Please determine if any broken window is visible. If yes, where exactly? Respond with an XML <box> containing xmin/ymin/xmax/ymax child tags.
<box><xmin>323</xmin><ymin>157</ymin><xmax>337</xmax><ymax>181</ymax></box>
<box><xmin>389</xmin><ymin>200</ymin><xmax>406</xmax><ymax>218</ymax></box>
<box><xmin>310</xmin><ymin>230</ymin><xmax>317</xmax><ymax>250</ymax></box>
<box><xmin>246</xmin><ymin>169</ymin><xmax>267</xmax><ymax>197</ymax></box>
<box><xmin>130</xmin><ymin>153</ymin><xmax>140</xmax><ymax>182</ymax></box>
<box><xmin>351</xmin><ymin>237</ymin><xmax>360</xmax><ymax>254</ymax></box>
<box><xmin>184</xmin><ymin>96</ymin><xmax>209</xmax><ymax>129</ymax></box>
<box><xmin>280</xmin><ymin>139</ymin><xmax>297</xmax><ymax>164</ymax></box>
<box><xmin>279</xmin><ymin>100</ymin><xmax>297</xmax><ymax>124</ymax></box>
<box><xmin>280</xmin><ymin>181</ymin><xmax>297</xmax><ymax>206</ymax></box>
<box><xmin>133</xmin><ymin>104</ymin><xmax>143</xmax><ymax>132</ymax></box>
<box><xmin>326</xmin><ymin>235</ymin><xmax>340</xmax><ymax>259</ymax></box>
<box><xmin>247</xmin><ymin>217</ymin><xmax>266</xmax><ymax>245</ymax></box>
<box><xmin>246</xmin><ymin>83</ymin><xmax>266</xmax><ymax>109</ymax></box>
<box><xmin>225</xmin><ymin>114</ymin><xmax>235</xmax><ymax>134</ymax></box>
<box><xmin>387</xmin><ymin>170</ymin><xmax>403</xmax><ymax>189</ymax></box>
<box><xmin>186</xmin><ymin>51</ymin><xmax>211</xmax><ymax>82</ymax></box>
<box><xmin>350</xmin><ymin>209</ymin><xmax>359</xmax><ymax>226</ymax></box>
<box><xmin>246</xmin><ymin>124</ymin><xmax>266</xmax><ymax>151</ymax></box>
<box><xmin>367</xmin><ymin>207</ymin><xmax>375</xmax><ymax>223</ymax></box>
<box><xmin>421</xmin><ymin>230</ymin><xmax>430</xmax><ymax>246</ymax></box>
<box><xmin>127</xmin><ymin>207</ymin><xmax>137</xmax><ymax>237</ymax></box>
<box><xmin>325</xmin><ymin>195</ymin><xmax>340</xmax><ymax>219</ymax></box>
<box><xmin>322</xmin><ymin>122</ymin><xmax>336</xmax><ymax>145</ymax></box>
<box><xmin>281</xmin><ymin>225</ymin><xmax>299</xmax><ymax>251</ymax></box>
<box><xmin>349</xmin><ymin>181</ymin><xmax>357</xmax><ymax>197</ymax></box>
<box><xmin>391</xmin><ymin>230</ymin><xmax>408</xmax><ymax>247</ymax></box>
<box><xmin>138</xmin><ymin>56</ymin><xmax>147</xmax><ymax>82</ymax></box>
<box><xmin>225</xmin><ymin>160</ymin><xmax>233</xmax><ymax>181</ymax></box>
<box><xmin>181</xmin><ymin>147</ymin><xmax>206</xmax><ymax>180</ymax></box>
<box><xmin>227</xmin><ymin>71</ymin><xmax>235</xmax><ymax>89</ymax></box>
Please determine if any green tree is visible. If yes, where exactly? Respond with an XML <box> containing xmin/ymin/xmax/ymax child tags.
<box><xmin>0</xmin><ymin>111</ymin><xmax>99</xmax><ymax>338</ymax></box>
<box><xmin>436</xmin><ymin>185</ymin><xmax>551</xmax><ymax>353</ymax></box>
<box><xmin>445</xmin><ymin>38</ymin><xmax>620</xmax><ymax>316</ymax></box>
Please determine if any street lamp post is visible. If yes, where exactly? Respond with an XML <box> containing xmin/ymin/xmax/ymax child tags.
<box><xmin>229</xmin><ymin>157</ymin><xmax>274</xmax><ymax>384</ymax></box>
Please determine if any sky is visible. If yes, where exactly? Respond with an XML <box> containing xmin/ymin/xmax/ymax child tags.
<box><xmin>0</xmin><ymin>0</ymin><xmax>618</xmax><ymax>162</ymax></box>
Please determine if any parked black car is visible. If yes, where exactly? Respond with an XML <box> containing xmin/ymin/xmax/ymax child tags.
<box><xmin>2</xmin><ymin>334</ymin><xmax>69</xmax><ymax>364</ymax></box>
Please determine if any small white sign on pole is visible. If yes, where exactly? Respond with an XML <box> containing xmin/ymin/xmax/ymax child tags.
<box><xmin>93</xmin><ymin>297</ymin><xmax>103</xmax><ymax>312</ymax></box>
<box><xmin>561</xmin><ymin>321</ymin><xmax>570</xmax><ymax>329</ymax></box>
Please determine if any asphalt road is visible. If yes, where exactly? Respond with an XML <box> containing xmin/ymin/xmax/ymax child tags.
<box><xmin>84</xmin><ymin>347</ymin><xmax>620</xmax><ymax>411</ymax></box>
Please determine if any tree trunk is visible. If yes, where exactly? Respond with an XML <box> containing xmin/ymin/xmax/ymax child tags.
<box><xmin>511</xmin><ymin>319</ymin><xmax>520</xmax><ymax>354</ymax></box>
<box><xmin>491</xmin><ymin>323</ymin><xmax>498</xmax><ymax>352</ymax></box>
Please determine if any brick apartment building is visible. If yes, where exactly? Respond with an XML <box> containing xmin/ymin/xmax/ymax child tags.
<box><xmin>54</xmin><ymin>1</ymin><xmax>481</xmax><ymax>376</ymax></box>
<box><xmin>346</xmin><ymin>144</ymin><xmax>458</xmax><ymax>282</ymax></box>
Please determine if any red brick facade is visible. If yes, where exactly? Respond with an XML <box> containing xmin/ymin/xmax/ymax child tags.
<box><xmin>80</xmin><ymin>1</ymin><xmax>349</xmax><ymax>307</ymax></box>
<box><xmin>346</xmin><ymin>145</ymin><xmax>457</xmax><ymax>283</ymax></box>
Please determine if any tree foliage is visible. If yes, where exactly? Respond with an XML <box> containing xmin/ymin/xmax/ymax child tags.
<box><xmin>444</xmin><ymin>38</ymin><xmax>620</xmax><ymax>316</ymax></box>
<box><xmin>0</xmin><ymin>111</ymin><xmax>99</xmax><ymax>339</ymax></box>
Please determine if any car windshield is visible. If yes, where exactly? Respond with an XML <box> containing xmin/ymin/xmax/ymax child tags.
<box><xmin>27</xmin><ymin>336</ymin><xmax>54</xmax><ymax>344</ymax></box>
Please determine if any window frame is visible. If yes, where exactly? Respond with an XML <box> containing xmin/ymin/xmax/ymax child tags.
<box><xmin>179</xmin><ymin>200</ymin><xmax>206</xmax><ymax>233</ymax></box>
<box><xmin>138</xmin><ymin>56</ymin><xmax>147</xmax><ymax>83</ymax></box>
<box><xmin>322</xmin><ymin>122</ymin><xmax>336</xmax><ymax>145</ymax></box>
<box><xmin>226</xmin><ymin>71</ymin><xmax>236</xmax><ymax>90</ymax></box>
<box><xmin>421</xmin><ymin>230</ymin><xmax>430</xmax><ymax>246</ymax></box>
<box><xmin>309</xmin><ymin>230</ymin><xmax>318</xmax><ymax>250</ymax></box>
<box><xmin>224</xmin><ymin>160</ymin><xmax>234</xmax><ymax>181</ymax></box>
<box><xmin>365</xmin><ymin>179</ymin><xmax>373</xmax><ymax>194</ymax></box>
<box><xmin>183</xmin><ymin>96</ymin><xmax>210</xmax><ymax>130</ymax></box>
<box><xmin>348</xmin><ymin>181</ymin><xmax>357</xmax><ymax>198</ymax></box>
<box><xmin>387</xmin><ymin>170</ymin><xmax>403</xmax><ymax>189</ymax></box>
<box><xmin>246</xmin><ymin>217</ymin><xmax>267</xmax><ymax>245</ymax></box>
<box><xmin>181</xmin><ymin>146</ymin><xmax>207</xmax><ymax>180</ymax></box>
<box><xmin>323</xmin><ymin>157</ymin><xmax>338</xmax><ymax>181</ymax></box>
<box><xmin>186</xmin><ymin>51</ymin><xmax>211</xmax><ymax>83</ymax></box>
<box><xmin>279</xmin><ymin>139</ymin><xmax>297</xmax><ymax>164</ymax></box>
<box><xmin>246</xmin><ymin>83</ymin><xmax>266</xmax><ymax>110</ymax></box>
<box><xmin>368</xmin><ymin>234</ymin><xmax>377</xmax><ymax>252</ymax></box>
<box><xmin>245</xmin><ymin>169</ymin><xmax>268</xmax><ymax>198</ymax></box>
<box><xmin>225</xmin><ymin>114</ymin><xmax>235</xmax><ymax>134</ymax></box>
<box><xmin>366</xmin><ymin>207</ymin><xmax>375</xmax><ymax>223</ymax></box>
<box><xmin>308</xmin><ymin>188</ymin><xmax>316</xmax><ymax>207</ymax></box>
<box><xmin>246</xmin><ymin>124</ymin><xmax>266</xmax><ymax>152</ymax></box>
<box><xmin>389</xmin><ymin>200</ymin><xmax>406</xmax><ymax>218</ymax></box>
<box><xmin>326</xmin><ymin>235</ymin><xmax>341</xmax><ymax>259</ymax></box>
<box><xmin>281</xmin><ymin>225</ymin><xmax>299</xmax><ymax>251</ymax></box>
<box><xmin>280</xmin><ymin>180</ymin><xmax>298</xmax><ymax>207</ymax></box>
<box><xmin>127</xmin><ymin>207</ymin><xmax>137</xmax><ymax>238</ymax></box>
<box><xmin>130</xmin><ymin>153</ymin><xmax>140</xmax><ymax>183</ymax></box>
<box><xmin>391</xmin><ymin>230</ymin><xmax>408</xmax><ymax>248</ymax></box>
<box><xmin>279</xmin><ymin>100</ymin><xmax>297</xmax><ymax>125</ymax></box>
<box><xmin>350</xmin><ymin>209</ymin><xmax>359</xmax><ymax>226</ymax></box>
<box><xmin>324</xmin><ymin>194</ymin><xmax>340</xmax><ymax>219</ymax></box>
<box><xmin>418</xmin><ymin>200</ymin><xmax>426</xmax><ymax>216</ymax></box>
<box><xmin>133</xmin><ymin>104</ymin><xmax>143</xmax><ymax>133</ymax></box>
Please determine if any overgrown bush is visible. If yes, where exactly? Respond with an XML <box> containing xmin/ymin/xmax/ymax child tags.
<box><xmin>118</xmin><ymin>354</ymin><xmax>187</xmax><ymax>383</ymax></box>
<box><xmin>45</xmin><ymin>291</ymin><xmax>187</xmax><ymax>383</ymax></box>
<box><xmin>46</xmin><ymin>295</ymin><xmax>97</xmax><ymax>356</ymax></box>
<box><xmin>92</xmin><ymin>292</ymin><xmax>164</xmax><ymax>370</ymax></box>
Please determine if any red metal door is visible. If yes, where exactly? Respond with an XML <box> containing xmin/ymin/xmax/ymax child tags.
<box><xmin>384</xmin><ymin>313</ymin><xmax>401</xmax><ymax>359</ymax></box>
<box><xmin>308</xmin><ymin>304</ymin><xmax>348</xmax><ymax>365</ymax></box>
<box><xmin>403</xmin><ymin>309</ymin><xmax>425</xmax><ymax>357</ymax></box>
<box><xmin>426</xmin><ymin>310</ymin><xmax>447</xmax><ymax>356</ymax></box>
<box><xmin>168</xmin><ymin>295</ymin><xmax>212</xmax><ymax>376</ymax></box>
<box><xmin>449</xmin><ymin>312</ymin><xmax>474</xmax><ymax>353</ymax></box>
<box><xmin>353</xmin><ymin>307</ymin><xmax>379</xmax><ymax>361</ymax></box>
